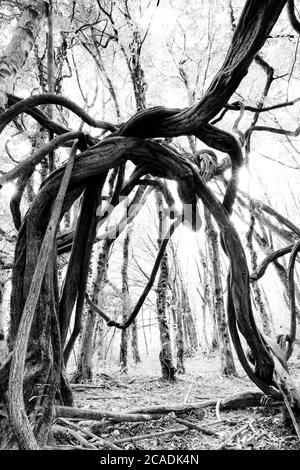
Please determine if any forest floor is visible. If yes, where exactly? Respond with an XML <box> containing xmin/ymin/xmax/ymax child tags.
<box><xmin>61</xmin><ymin>352</ymin><xmax>300</xmax><ymax>451</ymax></box>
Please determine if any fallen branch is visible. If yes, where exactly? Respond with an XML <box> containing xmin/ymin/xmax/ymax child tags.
<box><xmin>113</xmin><ymin>427</ymin><xmax>188</xmax><ymax>445</ymax></box>
<box><xmin>176</xmin><ymin>418</ymin><xmax>219</xmax><ymax>437</ymax></box>
<box><xmin>70</xmin><ymin>383</ymin><xmax>113</xmax><ymax>389</ymax></box>
<box><xmin>55</xmin><ymin>405</ymin><xmax>163</xmax><ymax>423</ymax></box>
<box><xmin>45</xmin><ymin>445</ymin><xmax>90</xmax><ymax>450</ymax></box>
<box><xmin>125</xmin><ymin>392</ymin><xmax>268</xmax><ymax>417</ymax></box>
<box><xmin>53</xmin><ymin>424</ymin><xmax>97</xmax><ymax>449</ymax></box>
<box><xmin>243</xmin><ymin>430</ymin><xmax>266</xmax><ymax>448</ymax></box>
<box><xmin>215</xmin><ymin>400</ymin><xmax>221</xmax><ymax>420</ymax></box>
<box><xmin>183</xmin><ymin>383</ymin><xmax>194</xmax><ymax>404</ymax></box>
<box><xmin>215</xmin><ymin>422</ymin><xmax>250</xmax><ymax>450</ymax></box>
<box><xmin>125</xmin><ymin>400</ymin><xmax>218</xmax><ymax>415</ymax></box>
<box><xmin>57</xmin><ymin>418</ymin><xmax>121</xmax><ymax>450</ymax></box>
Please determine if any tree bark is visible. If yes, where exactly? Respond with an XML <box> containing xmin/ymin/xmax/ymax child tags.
<box><xmin>131</xmin><ymin>318</ymin><xmax>141</xmax><ymax>363</ymax></box>
<box><xmin>6</xmin><ymin>142</ymin><xmax>79</xmax><ymax>449</ymax></box>
<box><xmin>46</xmin><ymin>0</ymin><xmax>55</xmax><ymax>173</ymax></box>
<box><xmin>119</xmin><ymin>226</ymin><xmax>132</xmax><ymax>372</ymax></box>
<box><xmin>182</xmin><ymin>286</ymin><xmax>198</xmax><ymax>351</ymax></box>
<box><xmin>176</xmin><ymin>303</ymin><xmax>185</xmax><ymax>374</ymax></box>
<box><xmin>74</xmin><ymin>238</ymin><xmax>111</xmax><ymax>382</ymax></box>
<box><xmin>204</xmin><ymin>207</ymin><xmax>236</xmax><ymax>376</ymax></box>
<box><xmin>246</xmin><ymin>210</ymin><xmax>272</xmax><ymax>336</ymax></box>
<box><xmin>0</xmin><ymin>0</ymin><xmax>45</xmax><ymax>110</ymax></box>
<box><xmin>156</xmin><ymin>192</ymin><xmax>176</xmax><ymax>381</ymax></box>
<box><xmin>0</xmin><ymin>282</ymin><xmax>7</xmax><ymax>366</ymax></box>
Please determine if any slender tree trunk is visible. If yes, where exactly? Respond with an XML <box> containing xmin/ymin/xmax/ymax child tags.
<box><xmin>157</xmin><ymin>251</ymin><xmax>175</xmax><ymax>380</ymax></box>
<box><xmin>47</xmin><ymin>0</ymin><xmax>55</xmax><ymax>172</ymax></box>
<box><xmin>184</xmin><ymin>310</ymin><xmax>198</xmax><ymax>350</ymax></box>
<box><xmin>201</xmin><ymin>296</ymin><xmax>210</xmax><ymax>351</ymax></box>
<box><xmin>26</xmin><ymin>171</ymin><xmax>35</xmax><ymax>204</ymax></box>
<box><xmin>39</xmin><ymin>129</ymin><xmax>50</xmax><ymax>182</ymax></box>
<box><xmin>182</xmin><ymin>288</ymin><xmax>198</xmax><ymax>351</ymax></box>
<box><xmin>119</xmin><ymin>226</ymin><xmax>132</xmax><ymax>372</ymax></box>
<box><xmin>198</xmin><ymin>256</ymin><xmax>211</xmax><ymax>351</ymax></box>
<box><xmin>201</xmin><ymin>241</ymin><xmax>219</xmax><ymax>351</ymax></box>
<box><xmin>73</xmin><ymin>167</ymin><xmax>120</xmax><ymax>381</ymax></box>
<box><xmin>205</xmin><ymin>250</ymin><xmax>218</xmax><ymax>351</ymax></box>
<box><xmin>0</xmin><ymin>282</ymin><xmax>7</xmax><ymax>366</ymax></box>
<box><xmin>246</xmin><ymin>209</ymin><xmax>272</xmax><ymax>336</ymax></box>
<box><xmin>255</xmin><ymin>233</ymin><xmax>300</xmax><ymax>323</ymax></box>
<box><xmin>74</xmin><ymin>238</ymin><xmax>110</xmax><ymax>382</ymax></box>
<box><xmin>204</xmin><ymin>208</ymin><xmax>236</xmax><ymax>376</ymax></box>
<box><xmin>127</xmin><ymin>29</ymin><xmax>147</xmax><ymax>111</ymax></box>
<box><xmin>0</xmin><ymin>0</ymin><xmax>45</xmax><ymax>110</ymax></box>
<box><xmin>156</xmin><ymin>192</ymin><xmax>176</xmax><ymax>381</ymax></box>
<box><xmin>176</xmin><ymin>304</ymin><xmax>185</xmax><ymax>374</ymax></box>
<box><xmin>141</xmin><ymin>307</ymin><xmax>149</xmax><ymax>356</ymax></box>
<box><xmin>94</xmin><ymin>309</ymin><xmax>105</xmax><ymax>362</ymax></box>
<box><xmin>131</xmin><ymin>318</ymin><xmax>141</xmax><ymax>363</ymax></box>
<box><xmin>169</xmin><ymin>251</ymin><xmax>187</xmax><ymax>370</ymax></box>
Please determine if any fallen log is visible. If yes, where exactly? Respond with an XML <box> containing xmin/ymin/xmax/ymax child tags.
<box><xmin>55</xmin><ymin>405</ymin><xmax>163</xmax><ymax>423</ymax></box>
<box><xmin>125</xmin><ymin>393</ymin><xmax>267</xmax><ymax>415</ymax></box>
<box><xmin>125</xmin><ymin>400</ymin><xmax>218</xmax><ymax>415</ymax></box>
<box><xmin>221</xmin><ymin>391</ymin><xmax>264</xmax><ymax>409</ymax></box>
<box><xmin>54</xmin><ymin>389</ymin><xmax>284</xmax><ymax>437</ymax></box>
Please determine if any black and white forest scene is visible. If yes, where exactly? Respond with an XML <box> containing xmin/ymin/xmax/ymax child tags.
<box><xmin>0</xmin><ymin>0</ymin><xmax>300</xmax><ymax>456</ymax></box>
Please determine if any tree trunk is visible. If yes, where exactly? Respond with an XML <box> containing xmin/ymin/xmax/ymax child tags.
<box><xmin>2</xmin><ymin>145</ymin><xmax>82</xmax><ymax>448</ymax></box>
<box><xmin>94</xmin><ymin>311</ymin><xmax>105</xmax><ymax>362</ymax></box>
<box><xmin>39</xmin><ymin>129</ymin><xmax>50</xmax><ymax>182</ymax></box>
<box><xmin>74</xmin><ymin>238</ymin><xmax>111</xmax><ymax>382</ymax></box>
<box><xmin>201</xmin><ymin>295</ymin><xmax>210</xmax><ymax>351</ymax></box>
<box><xmin>157</xmin><ymin>251</ymin><xmax>176</xmax><ymax>381</ymax></box>
<box><xmin>204</xmin><ymin>208</ymin><xmax>236</xmax><ymax>376</ymax></box>
<box><xmin>131</xmin><ymin>318</ymin><xmax>141</xmax><ymax>363</ymax></box>
<box><xmin>119</xmin><ymin>226</ymin><xmax>132</xmax><ymax>373</ymax></box>
<box><xmin>246</xmin><ymin>211</ymin><xmax>272</xmax><ymax>336</ymax></box>
<box><xmin>0</xmin><ymin>282</ymin><xmax>7</xmax><ymax>366</ymax></box>
<box><xmin>182</xmin><ymin>287</ymin><xmax>198</xmax><ymax>351</ymax></box>
<box><xmin>46</xmin><ymin>0</ymin><xmax>55</xmax><ymax>173</ymax></box>
<box><xmin>198</xmin><ymin>255</ymin><xmax>211</xmax><ymax>351</ymax></box>
<box><xmin>0</xmin><ymin>0</ymin><xmax>45</xmax><ymax>110</ymax></box>
<box><xmin>176</xmin><ymin>305</ymin><xmax>185</xmax><ymax>374</ymax></box>
<box><xmin>206</xmin><ymin>256</ymin><xmax>219</xmax><ymax>351</ymax></box>
<box><xmin>156</xmin><ymin>192</ymin><xmax>176</xmax><ymax>381</ymax></box>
